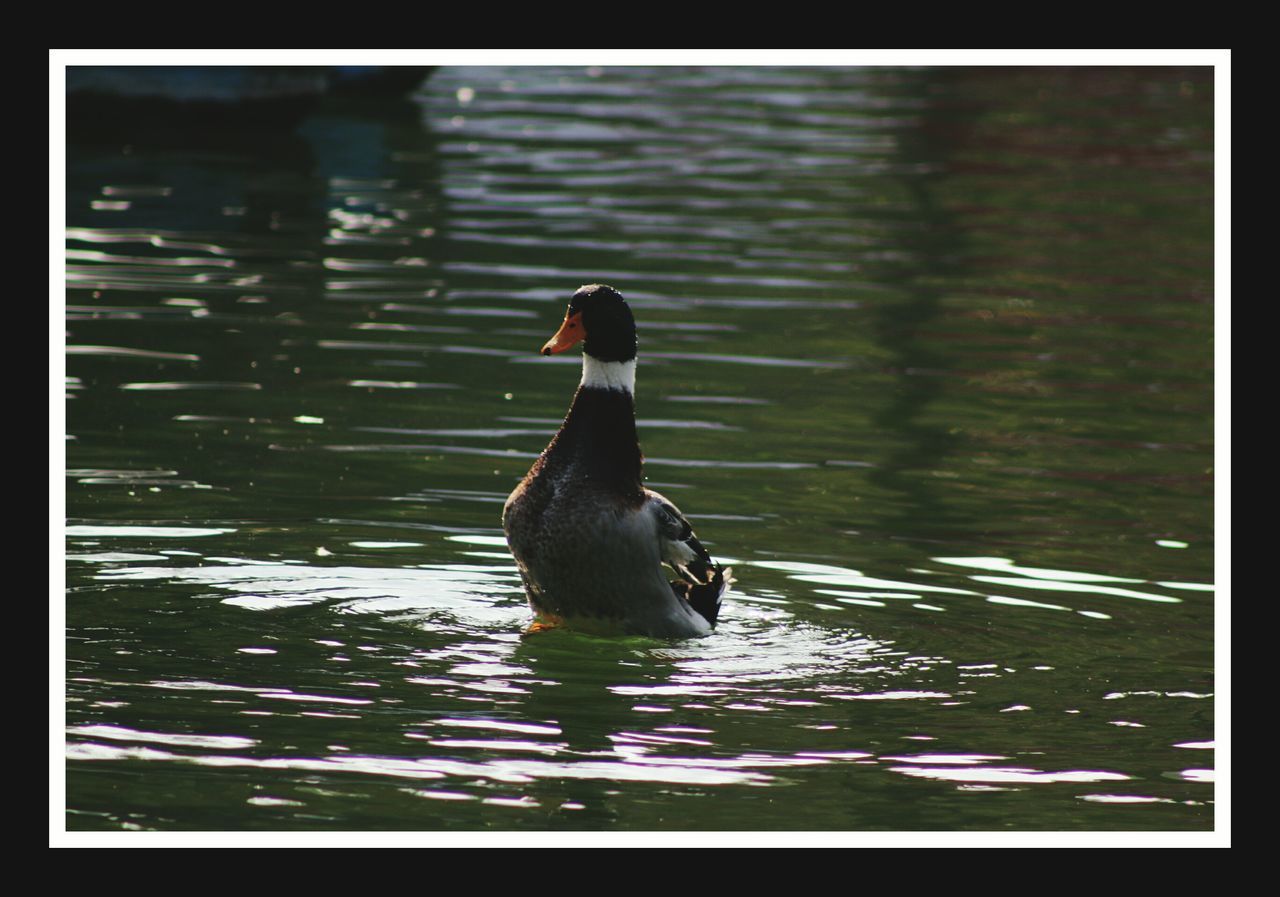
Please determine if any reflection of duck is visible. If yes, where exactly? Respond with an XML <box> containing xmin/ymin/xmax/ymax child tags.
<box><xmin>503</xmin><ymin>284</ymin><xmax>731</xmax><ymax>638</ymax></box>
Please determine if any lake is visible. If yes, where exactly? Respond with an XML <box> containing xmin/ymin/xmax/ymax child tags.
<box><xmin>62</xmin><ymin>63</ymin><xmax>1217</xmax><ymax>838</ymax></box>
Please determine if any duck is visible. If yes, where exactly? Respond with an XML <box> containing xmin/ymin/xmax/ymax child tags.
<box><xmin>502</xmin><ymin>284</ymin><xmax>732</xmax><ymax>638</ymax></box>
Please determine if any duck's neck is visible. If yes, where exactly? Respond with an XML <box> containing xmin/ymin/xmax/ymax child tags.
<box><xmin>581</xmin><ymin>356</ymin><xmax>636</xmax><ymax>394</ymax></box>
<box><xmin>545</xmin><ymin>356</ymin><xmax>643</xmax><ymax>500</ymax></box>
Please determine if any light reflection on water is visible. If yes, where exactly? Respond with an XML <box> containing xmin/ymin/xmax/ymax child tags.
<box><xmin>69</xmin><ymin>536</ymin><xmax>958</xmax><ymax>793</ymax></box>
<box><xmin>67</xmin><ymin>525</ymin><xmax>1199</xmax><ymax>814</ymax></box>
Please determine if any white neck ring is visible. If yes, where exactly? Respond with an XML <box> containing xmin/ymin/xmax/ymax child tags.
<box><xmin>581</xmin><ymin>356</ymin><xmax>636</xmax><ymax>394</ymax></box>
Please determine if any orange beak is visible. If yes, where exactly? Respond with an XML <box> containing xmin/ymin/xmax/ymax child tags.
<box><xmin>541</xmin><ymin>311</ymin><xmax>585</xmax><ymax>356</ymax></box>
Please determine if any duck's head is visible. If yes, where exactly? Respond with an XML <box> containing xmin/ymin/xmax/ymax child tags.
<box><xmin>541</xmin><ymin>284</ymin><xmax>637</xmax><ymax>363</ymax></box>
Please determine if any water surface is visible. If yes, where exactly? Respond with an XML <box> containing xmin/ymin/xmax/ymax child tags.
<box><xmin>64</xmin><ymin>65</ymin><xmax>1215</xmax><ymax>834</ymax></box>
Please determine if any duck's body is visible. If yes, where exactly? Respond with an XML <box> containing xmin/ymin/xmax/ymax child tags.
<box><xmin>502</xmin><ymin>285</ymin><xmax>730</xmax><ymax>638</ymax></box>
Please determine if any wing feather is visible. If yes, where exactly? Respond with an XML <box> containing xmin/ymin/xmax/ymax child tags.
<box><xmin>646</xmin><ymin>489</ymin><xmax>716</xmax><ymax>584</ymax></box>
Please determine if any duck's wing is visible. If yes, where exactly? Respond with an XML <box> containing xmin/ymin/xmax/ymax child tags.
<box><xmin>644</xmin><ymin>489</ymin><xmax>717</xmax><ymax>585</ymax></box>
<box><xmin>644</xmin><ymin>488</ymin><xmax>732</xmax><ymax>629</ymax></box>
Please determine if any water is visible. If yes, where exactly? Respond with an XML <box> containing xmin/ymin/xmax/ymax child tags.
<box><xmin>63</xmin><ymin>65</ymin><xmax>1216</xmax><ymax>835</ymax></box>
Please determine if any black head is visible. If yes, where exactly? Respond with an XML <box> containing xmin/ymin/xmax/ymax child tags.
<box><xmin>541</xmin><ymin>283</ymin><xmax>637</xmax><ymax>362</ymax></box>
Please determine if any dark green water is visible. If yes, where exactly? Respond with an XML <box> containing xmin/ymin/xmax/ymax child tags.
<box><xmin>64</xmin><ymin>66</ymin><xmax>1215</xmax><ymax>834</ymax></box>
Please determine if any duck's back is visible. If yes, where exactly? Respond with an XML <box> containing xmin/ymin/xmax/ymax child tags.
<box><xmin>504</xmin><ymin>443</ymin><xmax>710</xmax><ymax>636</ymax></box>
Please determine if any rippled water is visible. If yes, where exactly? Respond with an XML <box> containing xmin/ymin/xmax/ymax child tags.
<box><xmin>63</xmin><ymin>65</ymin><xmax>1216</xmax><ymax>835</ymax></box>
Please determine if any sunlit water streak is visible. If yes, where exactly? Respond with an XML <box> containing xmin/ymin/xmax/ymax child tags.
<box><xmin>66</xmin><ymin>521</ymin><xmax>1210</xmax><ymax>819</ymax></box>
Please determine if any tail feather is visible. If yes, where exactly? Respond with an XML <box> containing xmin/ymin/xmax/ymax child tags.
<box><xmin>674</xmin><ymin>565</ymin><xmax>733</xmax><ymax>628</ymax></box>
